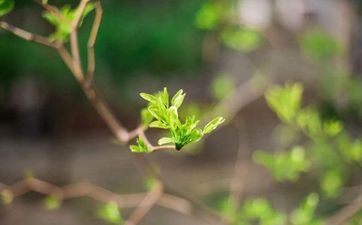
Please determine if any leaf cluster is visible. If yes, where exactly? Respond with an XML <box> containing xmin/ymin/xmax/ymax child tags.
<box><xmin>130</xmin><ymin>88</ymin><xmax>224</xmax><ymax>152</ymax></box>
<box><xmin>218</xmin><ymin>193</ymin><xmax>321</xmax><ymax>225</ymax></box>
<box><xmin>259</xmin><ymin>82</ymin><xmax>362</xmax><ymax>198</ymax></box>
<box><xmin>194</xmin><ymin>0</ymin><xmax>263</xmax><ymax>52</ymax></box>
<box><xmin>42</xmin><ymin>2</ymin><xmax>95</xmax><ymax>42</ymax></box>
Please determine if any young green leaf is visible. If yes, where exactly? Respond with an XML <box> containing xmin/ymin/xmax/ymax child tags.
<box><xmin>141</xmin><ymin>108</ymin><xmax>153</xmax><ymax>128</ymax></box>
<box><xmin>161</xmin><ymin>87</ymin><xmax>169</xmax><ymax>107</ymax></box>
<box><xmin>44</xmin><ymin>195</ymin><xmax>61</xmax><ymax>210</ymax></box>
<box><xmin>97</xmin><ymin>202</ymin><xmax>123</xmax><ymax>224</ymax></box>
<box><xmin>1</xmin><ymin>190</ymin><xmax>13</xmax><ymax>205</ymax></box>
<box><xmin>0</xmin><ymin>0</ymin><xmax>14</xmax><ymax>17</ymax></box>
<box><xmin>266</xmin><ymin>83</ymin><xmax>303</xmax><ymax>123</ymax></box>
<box><xmin>149</xmin><ymin>121</ymin><xmax>168</xmax><ymax>129</ymax></box>
<box><xmin>158</xmin><ymin>137</ymin><xmax>173</xmax><ymax>145</ymax></box>
<box><xmin>130</xmin><ymin>137</ymin><xmax>149</xmax><ymax>153</ymax></box>
<box><xmin>140</xmin><ymin>93</ymin><xmax>157</xmax><ymax>102</ymax></box>
<box><xmin>171</xmin><ymin>89</ymin><xmax>186</xmax><ymax>108</ymax></box>
<box><xmin>138</xmin><ymin>88</ymin><xmax>224</xmax><ymax>151</ymax></box>
<box><xmin>203</xmin><ymin>117</ymin><xmax>225</xmax><ymax>134</ymax></box>
<box><xmin>221</xmin><ymin>27</ymin><xmax>263</xmax><ymax>52</ymax></box>
<box><xmin>80</xmin><ymin>2</ymin><xmax>95</xmax><ymax>25</ymax></box>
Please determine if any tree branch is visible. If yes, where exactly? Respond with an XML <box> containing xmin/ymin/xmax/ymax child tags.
<box><xmin>124</xmin><ymin>181</ymin><xmax>164</xmax><ymax>225</ymax></box>
<box><xmin>0</xmin><ymin>21</ymin><xmax>55</xmax><ymax>48</ymax></box>
<box><xmin>87</xmin><ymin>0</ymin><xmax>103</xmax><ymax>83</ymax></box>
<box><xmin>0</xmin><ymin>178</ymin><xmax>191</xmax><ymax>215</ymax></box>
<box><xmin>324</xmin><ymin>193</ymin><xmax>362</xmax><ymax>225</ymax></box>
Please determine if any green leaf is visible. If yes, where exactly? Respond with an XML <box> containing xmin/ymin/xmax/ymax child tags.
<box><xmin>323</xmin><ymin>120</ymin><xmax>343</xmax><ymax>137</ymax></box>
<box><xmin>158</xmin><ymin>137</ymin><xmax>173</xmax><ymax>145</ymax></box>
<box><xmin>266</xmin><ymin>83</ymin><xmax>303</xmax><ymax>123</ymax></box>
<box><xmin>42</xmin><ymin>4</ymin><xmax>77</xmax><ymax>42</ymax></box>
<box><xmin>161</xmin><ymin>87</ymin><xmax>169</xmax><ymax>107</ymax></box>
<box><xmin>44</xmin><ymin>195</ymin><xmax>61</xmax><ymax>210</ymax></box>
<box><xmin>171</xmin><ymin>89</ymin><xmax>186</xmax><ymax>108</ymax></box>
<box><xmin>211</xmin><ymin>75</ymin><xmax>235</xmax><ymax>100</ymax></box>
<box><xmin>149</xmin><ymin>121</ymin><xmax>168</xmax><ymax>129</ymax></box>
<box><xmin>141</xmin><ymin>108</ymin><xmax>153</xmax><ymax>128</ymax></box>
<box><xmin>203</xmin><ymin>117</ymin><xmax>225</xmax><ymax>134</ymax></box>
<box><xmin>221</xmin><ymin>27</ymin><xmax>263</xmax><ymax>52</ymax></box>
<box><xmin>240</xmin><ymin>198</ymin><xmax>287</xmax><ymax>225</ymax></box>
<box><xmin>1</xmin><ymin>190</ymin><xmax>13</xmax><ymax>205</ymax></box>
<box><xmin>189</xmin><ymin>128</ymin><xmax>203</xmax><ymax>142</ymax></box>
<box><xmin>0</xmin><ymin>0</ymin><xmax>14</xmax><ymax>17</ymax></box>
<box><xmin>254</xmin><ymin>146</ymin><xmax>310</xmax><ymax>181</ymax></box>
<box><xmin>300</xmin><ymin>30</ymin><xmax>340</xmax><ymax>60</ymax></box>
<box><xmin>321</xmin><ymin>170</ymin><xmax>342</xmax><ymax>198</ymax></box>
<box><xmin>97</xmin><ymin>202</ymin><xmax>123</xmax><ymax>224</ymax></box>
<box><xmin>144</xmin><ymin>176</ymin><xmax>156</xmax><ymax>191</ymax></box>
<box><xmin>291</xmin><ymin>193</ymin><xmax>321</xmax><ymax>225</ymax></box>
<box><xmin>195</xmin><ymin>2</ymin><xmax>229</xmax><ymax>30</ymax></box>
<box><xmin>42</xmin><ymin>11</ymin><xmax>60</xmax><ymax>26</ymax></box>
<box><xmin>140</xmin><ymin>93</ymin><xmax>156</xmax><ymax>102</ymax></box>
<box><xmin>130</xmin><ymin>137</ymin><xmax>149</xmax><ymax>153</ymax></box>
<box><xmin>80</xmin><ymin>2</ymin><xmax>95</xmax><ymax>25</ymax></box>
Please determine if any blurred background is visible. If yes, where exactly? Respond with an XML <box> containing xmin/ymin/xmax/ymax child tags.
<box><xmin>0</xmin><ymin>0</ymin><xmax>362</xmax><ymax>224</ymax></box>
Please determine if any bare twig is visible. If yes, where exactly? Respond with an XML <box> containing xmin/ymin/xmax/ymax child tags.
<box><xmin>34</xmin><ymin>0</ymin><xmax>62</xmax><ymax>18</ymax></box>
<box><xmin>0</xmin><ymin>21</ymin><xmax>55</xmax><ymax>48</ymax></box>
<box><xmin>215</xmin><ymin>76</ymin><xmax>265</xmax><ymax>121</ymax></box>
<box><xmin>71</xmin><ymin>0</ymin><xmax>90</xmax><ymax>31</ymax></box>
<box><xmin>228</xmin><ymin>119</ymin><xmax>249</xmax><ymax>208</ymax></box>
<box><xmin>124</xmin><ymin>181</ymin><xmax>164</xmax><ymax>225</ymax></box>
<box><xmin>0</xmin><ymin>179</ymin><xmax>191</xmax><ymax>215</ymax></box>
<box><xmin>87</xmin><ymin>0</ymin><xmax>102</xmax><ymax>82</ymax></box>
<box><xmin>324</xmin><ymin>193</ymin><xmax>362</xmax><ymax>225</ymax></box>
<box><xmin>70</xmin><ymin>31</ymin><xmax>84</xmax><ymax>80</ymax></box>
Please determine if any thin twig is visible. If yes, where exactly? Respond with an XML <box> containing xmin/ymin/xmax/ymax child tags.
<box><xmin>0</xmin><ymin>179</ymin><xmax>190</xmax><ymax>215</ymax></box>
<box><xmin>228</xmin><ymin>119</ymin><xmax>249</xmax><ymax>208</ymax></box>
<box><xmin>87</xmin><ymin>0</ymin><xmax>103</xmax><ymax>83</ymax></box>
<box><xmin>324</xmin><ymin>193</ymin><xmax>362</xmax><ymax>225</ymax></box>
<box><xmin>70</xmin><ymin>30</ymin><xmax>84</xmax><ymax>80</ymax></box>
<box><xmin>215</xmin><ymin>76</ymin><xmax>265</xmax><ymax>121</ymax></box>
<box><xmin>34</xmin><ymin>0</ymin><xmax>62</xmax><ymax>18</ymax></box>
<box><xmin>0</xmin><ymin>21</ymin><xmax>55</xmax><ymax>48</ymax></box>
<box><xmin>124</xmin><ymin>181</ymin><xmax>164</xmax><ymax>225</ymax></box>
<box><xmin>71</xmin><ymin>0</ymin><xmax>90</xmax><ymax>31</ymax></box>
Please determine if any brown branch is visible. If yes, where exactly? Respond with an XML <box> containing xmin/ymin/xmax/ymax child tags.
<box><xmin>124</xmin><ymin>181</ymin><xmax>164</xmax><ymax>225</ymax></box>
<box><xmin>71</xmin><ymin>0</ymin><xmax>90</xmax><ymax>31</ymax></box>
<box><xmin>0</xmin><ymin>21</ymin><xmax>55</xmax><ymax>48</ymax></box>
<box><xmin>324</xmin><ymin>193</ymin><xmax>362</xmax><ymax>225</ymax></box>
<box><xmin>34</xmin><ymin>0</ymin><xmax>62</xmax><ymax>18</ymax></box>
<box><xmin>87</xmin><ymin>0</ymin><xmax>103</xmax><ymax>82</ymax></box>
<box><xmin>215</xmin><ymin>76</ymin><xmax>265</xmax><ymax>121</ymax></box>
<box><xmin>0</xmin><ymin>178</ymin><xmax>192</xmax><ymax>215</ymax></box>
<box><xmin>228</xmin><ymin>119</ymin><xmax>249</xmax><ymax>208</ymax></box>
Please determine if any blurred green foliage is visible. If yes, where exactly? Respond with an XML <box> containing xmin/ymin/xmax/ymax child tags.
<box><xmin>0</xmin><ymin>0</ymin><xmax>205</xmax><ymax>90</ymax></box>
<box><xmin>254</xmin><ymin>146</ymin><xmax>309</xmax><ymax>182</ymax></box>
<box><xmin>44</xmin><ymin>195</ymin><xmax>61</xmax><ymax>210</ymax></box>
<box><xmin>221</xmin><ymin>27</ymin><xmax>262</xmax><ymax>52</ymax></box>
<box><xmin>211</xmin><ymin>74</ymin><xmax>235</xmax><ymax>100</ymax></box>
<box><xmin>259</xmin><ymin>83</ymin><xmax>361</xmax><ymax>197</ymax></box>
<box><xmin>0</xmin><ymin>0</ymin><xmax>13</xmax><ymax>17</ymax></box>
<box><xmin>97</xmin><ymin>202</ymin><xmax>123</xmax><ymax>224</ymax></box>
<box><xmin>42</xmin><ymin>2</ymin><xmax>95</xmax><ymax>42</ymax></box>
<box><xmin>299</xmin><ymin>30</ymin><xmax>340</xmax><ymax>61</ymax></box>
<box><xmin>195</xmin><ymin>0</ymin><xmax>263</xmax><ymax>52</ymax></box>
<box><xmin>218</xmin><ymin>193</ymin><xmax>321</xmax><ymax>225</ymax></box>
